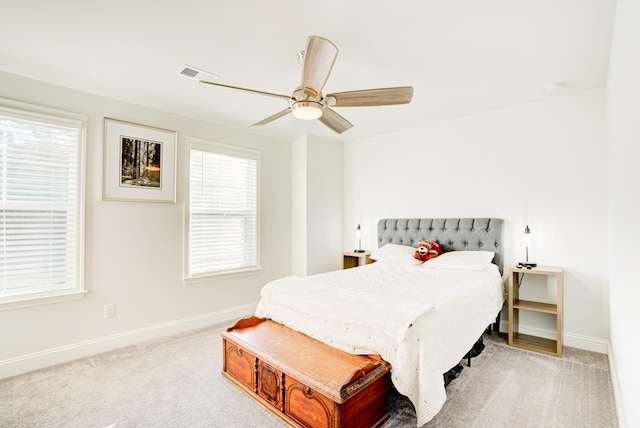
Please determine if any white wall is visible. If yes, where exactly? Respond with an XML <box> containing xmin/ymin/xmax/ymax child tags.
<box><xmin>291</xmin><ymin>134</ymin><xmax>344</xmax><ymax>276</ymax></box>
<box><xmin>306</xmin><ymin>135</ymin><xmax>344</xmax><ymax>274</ymax></box>
<box><xmin>291</xmin><ymin>135</ymin><xmax>308</xmax><ymax>276</ymax></box>
<box><xmin>344</xmin><ymin>88</ymin><xmax>609</xmax><ymax>352</ymax></box>
<box><xmin>0</xmin><ymin>71</ymin><xmax>292</xmax><ymax>377</ymax></box>
<box><xmin>607</xmin><ymin>0</ymin><xmax>640</xmax><ymax>426</ymax></box>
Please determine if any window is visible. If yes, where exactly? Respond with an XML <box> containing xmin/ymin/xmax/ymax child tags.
<box><xmin>186</xmin><ymin>138</ymin><xmax>259</xmax><ymax>279</ymax></box>
<box><xmin>0</xmin><ymin>100</ymin><xmax>86</xmax><ymax>308</ymax></box>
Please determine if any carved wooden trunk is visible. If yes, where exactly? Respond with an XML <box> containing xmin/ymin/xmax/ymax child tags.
<box><xmin>221</xmin><ymin>316</ymin><xmax>391</xmax><ymax>428</ymax></box>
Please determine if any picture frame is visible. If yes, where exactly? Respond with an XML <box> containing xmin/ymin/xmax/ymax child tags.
<box><xmin>103</xmin><ymin>118</ymin><xmax>177</xmax><ymax>203</ymax></box>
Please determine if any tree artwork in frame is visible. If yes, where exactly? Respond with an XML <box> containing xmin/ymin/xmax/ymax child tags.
<box><xmin>103</xmin><ymin>118</ymin><xmax>177</xmax><ymax>202</ymax></box>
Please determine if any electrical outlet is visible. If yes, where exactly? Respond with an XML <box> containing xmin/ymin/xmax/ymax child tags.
<box><xmin>104</xmin><ymin>304</ymin><xmax>115</xmax><ymax>318</ymax></box>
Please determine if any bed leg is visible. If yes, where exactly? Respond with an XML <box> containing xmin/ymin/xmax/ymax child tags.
<box><xmin>488</xmin><ymin>313</ymin><xmax>501</xmax><ymax>335</ymax></box>
<box><xmin>464</xmin><ymin>336</ymin><xmax>486</xmax><ymax>367</ymax></box>
<box><xmin>493</xmin><ymin>313</ymin><xmax>501</xmax><ymax>333</ymax></box>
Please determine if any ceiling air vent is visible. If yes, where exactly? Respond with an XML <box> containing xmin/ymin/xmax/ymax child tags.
<box><xmin>177</xmin><ymin>65</ymin><xmax>218</xmax><ymax>81</ymax></box>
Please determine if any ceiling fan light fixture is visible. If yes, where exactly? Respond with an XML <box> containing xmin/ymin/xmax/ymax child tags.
<box><xmin>291</xmin><ymin>101</ymin><xmax>323</xmax><ymax>120</ymax></box>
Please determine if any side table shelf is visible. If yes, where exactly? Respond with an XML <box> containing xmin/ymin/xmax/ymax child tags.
<box><xmin>342</xmin><ymin>251</ymin><xmax>372</xmax><ymax>269</ymax></box>
<box><xmin>508</xmin><ymin>266</ymin><xmax>563</xmax><ymax>357</ymax></box>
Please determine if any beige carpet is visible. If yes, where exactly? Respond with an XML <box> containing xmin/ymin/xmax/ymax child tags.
<box><xmin>0</xmin><ymin>325</ymin><xmax>617</xmax><ymax>427</ymax></box>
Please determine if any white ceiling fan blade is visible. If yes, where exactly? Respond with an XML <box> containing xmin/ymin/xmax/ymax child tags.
<box><xmin>251</xmin><ymin>108</ymin><xmax>291</xmax><ymax>127</ymax></box>
<box><xmin>326</xmin><ymin>86</ymin><xmax>414</xmax><ymax>107</ymax></box>
<box><xmin>318</xmin><ymin>108</ymin><xmax>353</xmax><ymax>134</ymax></box>
<box><xmin>199</xmin><ymin>80</ymin><xmax>292</xmax><ymax>102</ymax></box>
<box><xmin>301</xmin><ymin>36</ymin><xmax>338</xmax><ymax>98</ymax></box>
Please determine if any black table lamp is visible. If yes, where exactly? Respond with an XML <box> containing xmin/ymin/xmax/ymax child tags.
<box><xmin>518</xmin><ymin>225</ymin><xmax>537</xmax><ymax>269</ymax></box>
<box><xmin>355</xmin><ymin>224</ymin><xmax>365</xmax><ymax>252</ymax></box>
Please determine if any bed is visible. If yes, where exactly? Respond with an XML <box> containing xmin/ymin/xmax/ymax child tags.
<box><xmin>253</xmin><ymin>218</ymin><xmax>505</xmax><ymax>426</ymax></box>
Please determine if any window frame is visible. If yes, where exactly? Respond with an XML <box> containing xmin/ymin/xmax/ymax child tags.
<box><xmin>183</xmin><ymin>137</ymin><xmax>261</xmax><ymax>283</ymax></box>
<box><xmin>0</xmin><ymin>98</ymin><xmax>87</xmax><ymax>311</ymax></box>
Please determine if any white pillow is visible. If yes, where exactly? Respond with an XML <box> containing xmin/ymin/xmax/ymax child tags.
<box><xmin>369</xmin><ymin>243</ymin><xmax>423</xmax><ymax>264</ymax></box>
<box><xmin>423</xmin><ymin>250</ymin><xmax>495</xmax><ymax>270</ymax></box>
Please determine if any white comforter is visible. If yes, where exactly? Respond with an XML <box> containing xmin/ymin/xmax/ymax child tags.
<box><xmin>254</xmin><ymin>261</ymin><xmax>504</xmax><ymax>426</ymax></box>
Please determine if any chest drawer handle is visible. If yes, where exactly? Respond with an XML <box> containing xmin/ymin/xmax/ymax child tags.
<box><xmin>304</xmin><ymin>386</ymin><xmax>313</xmax><ymax>398</ymax></box>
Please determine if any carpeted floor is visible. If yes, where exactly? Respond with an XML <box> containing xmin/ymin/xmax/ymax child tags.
<box><xmin>0</xmin><ymin>325</ymin><xmax>617</xmax><ymax>427</ymax></box>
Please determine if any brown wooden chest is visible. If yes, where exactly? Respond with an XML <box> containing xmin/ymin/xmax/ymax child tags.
<box><xmin>221</xmin><ymin>316</ymin><xmax>392</xmax><ymax>428</ymax></box>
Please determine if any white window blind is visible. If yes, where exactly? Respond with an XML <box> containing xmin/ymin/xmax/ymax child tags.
<box><xmin>0</xmin><ymin>104</ymin><xmax>84</xmax><ymax>301</ymax></box>
<box><xmin>188</xmin><ymin>141</ymin><xmax>259</xmax><ymax>277</ymax></box>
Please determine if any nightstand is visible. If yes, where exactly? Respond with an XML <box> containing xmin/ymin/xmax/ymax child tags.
<box><xmin>508</xmin><ymin>266</ymin><xmax>563</xmax><ymax>357</ymax></box>
<box><xmin>342</xmin><ymin>251</ymin><xmax>373</xmax><ymax>269</ymax></box>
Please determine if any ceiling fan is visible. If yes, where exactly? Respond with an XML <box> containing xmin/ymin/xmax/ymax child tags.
<box><xmin>198</xmin><ymin>35</ymin><xmax>414</xmax><ymax>134</ymax></box>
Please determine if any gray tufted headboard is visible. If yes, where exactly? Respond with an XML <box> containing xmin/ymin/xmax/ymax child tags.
<box><xmin>377</xmin><ymin>218</ymin><xmax>504</xmax><ymax>274</ymax></box>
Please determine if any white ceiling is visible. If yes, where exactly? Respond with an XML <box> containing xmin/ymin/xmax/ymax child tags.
<box><xmin>0</xmin><ymin>0</ymin><xmax>617</xmax><ymax>143</ymax></box>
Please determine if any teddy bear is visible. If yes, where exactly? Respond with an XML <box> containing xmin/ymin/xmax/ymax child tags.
<box><xmin>414</xmin><ymin>239</ymin><xmax>443</xmax><ymax>261</ymax></box>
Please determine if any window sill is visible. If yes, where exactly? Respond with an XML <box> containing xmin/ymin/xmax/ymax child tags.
<box><xmin>183</xmin><ymin>266</ymin><xmax>263</xmax><ymax>285</ymax></box>
<box><xmin>0</xmin><ymin>290</ymin><xmax>88</xmax><ymax>311</ymax></box>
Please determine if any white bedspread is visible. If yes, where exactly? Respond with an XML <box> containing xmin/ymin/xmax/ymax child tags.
<box><xmin>260</xmin><ymin>276</ymin><xmax>434</xmax><ymax>341</ymax></box>
<box><xmin>254</xmin><ymin>261</ymin><xmax>504</xmax><ymax>426</ymax></box>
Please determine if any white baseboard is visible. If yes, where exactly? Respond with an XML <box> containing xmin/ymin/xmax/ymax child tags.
<box><xmin>0</xmin><ymin>303</ymin><xmax>256</xmax><ymax>379</ymax></box>
<box><xmin>563</xmin><ymin>330</ymin><xmax>609</xmax><ymax>354</ymax></box>
<box><xmin>498</xmin><ymin>321</ymin><xmax>609</xmax><ymax>354</ymax></box>
<box><xmin>608</xmin><ymin>342</ymin><xmax>625</xmax><ymax>428</ymax></box>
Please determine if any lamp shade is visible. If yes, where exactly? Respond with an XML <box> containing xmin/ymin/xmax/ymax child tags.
<box><xmin>291</xmin><ymin>101</ymin><xmax>323</xmax><ymax>120</ymax></box>
<box><xmin>524</xmin><ymin>225</ymin><xmax>532</xmax><ymax>245</ymax></box>
<box><xmin>355</xmin><ymin>224</ymin><xmax>364</xmax><ymax>252</ymax></box>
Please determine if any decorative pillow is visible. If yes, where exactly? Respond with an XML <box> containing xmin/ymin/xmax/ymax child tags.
<box><xmin>369</xmin><ymin>243</ymin><xmax>424</xmax><ymax>264</ymax></box>
<box><xmin>423</xmin><ymin>250</ymin><xmax>495</xmax><ymax>270</ymax></box>
<box><xmin>413</xmin><ymin>240</ymin><xmax>443</xmax><ymax>261</ymax></box>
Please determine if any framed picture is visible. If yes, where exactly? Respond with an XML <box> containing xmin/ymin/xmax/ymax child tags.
<box><xmin>103</xmin><ymin>118</ymin><xmax>177</xmax><ymax>203</ymax></box>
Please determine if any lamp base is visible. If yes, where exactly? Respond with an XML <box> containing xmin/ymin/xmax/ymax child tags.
<box><xmin>517</xmin><ymin>261</ymin><xmax>537</xmax><ymax>269</ymax></box>
<box><xmin>354</xmin><ymin>249</ymin><xmax>365</xmax><ymax>253</ymax></box>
